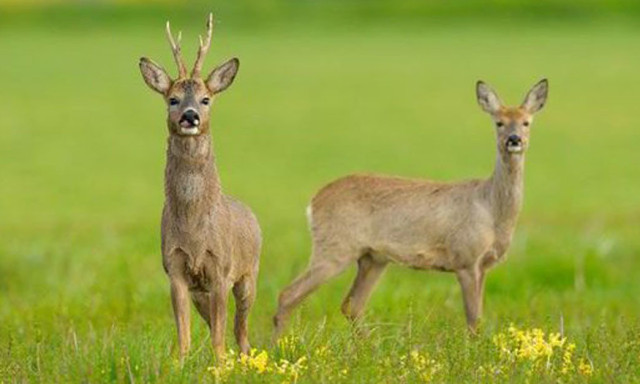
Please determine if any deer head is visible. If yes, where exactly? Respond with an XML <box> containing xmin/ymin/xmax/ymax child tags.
<box><xmin>476</xmin><ymin>79</ymin><xmax>548</xmax><ymax>157</ymax></box>
<box><xmin>139</xmin><ymin>13</ymin><xmax>239</xmax><ymax>137</ymax></box>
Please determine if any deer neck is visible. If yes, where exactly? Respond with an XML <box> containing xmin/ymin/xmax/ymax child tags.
<box><xmin>487</xmin><ymin>152</ymin><xmax>525</xmax><ymax>235</ymax></box>
<box><xmin>165</xmin><ymin>133</ymin><xmax>222</xmax><ymax>222</ymax></box>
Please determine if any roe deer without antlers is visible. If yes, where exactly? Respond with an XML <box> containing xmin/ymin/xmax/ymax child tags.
<box><xmin>138</xmin><ymin>14</ymin><xmax>261</xmax><ymax>358</ymax></box>
<box><xmin>274</xmin><ymin>79</ymin><xmax>548</xmax><ymax>337</ymax></box>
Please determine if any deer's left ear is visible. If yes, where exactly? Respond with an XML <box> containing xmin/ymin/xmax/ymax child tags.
<box><xmin>522</xmin><ymin>79</ymin><xmax>548</xmax><ymax>113</ymax></box>
<box><xmin>206</xmin><ymin>58</ymin><xmax>239</xmax><ymax>94</ymax></box>
<box><xmin>139</xmin><ymin>57</ymin><xmax>171</xmax><ymax>94</ymax></box>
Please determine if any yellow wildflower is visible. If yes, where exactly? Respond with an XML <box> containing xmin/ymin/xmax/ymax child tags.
<box><xmin>578</xmin><ymin>358</ymin><xmax>593</xmax><ymax>377</ymax></box>
<box><xmin>314</xmin><ymin>345</ymin><xmax>329</xmax><ymax>359</ymax></box>
<box><xmin>493</xmin><ymin>324</ymin><xmax>593</xmax><ymax>381</ymax></box>
<box><xmin>561</xmin><ymin>342</ymin><xmax>576</xmax><ymax>375</ymax></box>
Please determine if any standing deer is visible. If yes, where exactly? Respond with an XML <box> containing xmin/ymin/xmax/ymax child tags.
<box><xmin>274</xmin><ymin>80</ymin><xmax>548</xmax><ymax>337</ymax></box>
<box><xmin>138</xmin><ymin>14</ymin><xmax>261</xmax><ymax>358</ymax></box>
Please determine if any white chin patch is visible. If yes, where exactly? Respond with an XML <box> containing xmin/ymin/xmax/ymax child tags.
<box><xmin>180</xmin><ymin>127</ymin><xmax>199</xmax><ymax>136</ymax></box>
<box><xmin>507</xmin><ymin>145</ymin><xmax>523</xmax><ymax>153</ymax></box>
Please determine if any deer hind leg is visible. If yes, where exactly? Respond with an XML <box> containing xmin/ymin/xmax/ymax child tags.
<box><xmin>273</xmin><ymin>253</ymin><xmax>351</xmax><ymax>340</ymax></box>
<box><xmin>456</xmin><ymin>267</ymin><xmax>486</xmax><ymax>334</ymax></box>
<box><xmin>232</xmin><ymin>275</ymin><xmax>256</xmax><ymax>355</ymax></box>
<box><xmin>341</xmin><ymin>254</ymin><xmax>387</xmax><ymax>323</ymax></box>
<box><xmin>191</xmin><ymin>292</ymin><xmax>211</xmax><ymax>327</ymax></box>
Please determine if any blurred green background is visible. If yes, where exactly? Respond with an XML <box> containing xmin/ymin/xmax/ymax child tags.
<box><xmin>1</xmin><ymin>0</ymin><xmax>639</xmax><ymax>382</ymax></box>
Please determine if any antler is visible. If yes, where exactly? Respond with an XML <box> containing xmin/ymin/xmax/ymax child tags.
<box><xmin>165</xmin><ymin>21</ymin><xmax>188</xmax><ymax>78</ymax></box>
<box><xmin>191</xmin><ymin>13</ymin><xmax>214</xmax><ymax>78</ymax></box>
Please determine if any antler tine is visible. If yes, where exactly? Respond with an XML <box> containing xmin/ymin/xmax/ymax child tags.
<box><xmin>165</xmin><ymin>21</ymin><xmax>188</xmax><ymax>78</ymax></box>
<box><xmin>191</xmin><ymin>13</ymin><xmax>214</xmax><ymax>78</ymax></box>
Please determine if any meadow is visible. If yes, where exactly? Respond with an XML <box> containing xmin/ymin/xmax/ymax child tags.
<box><xmin>1</xmin><ymin>3</ymin><xmax>640</xmax><ymax>382</ymax></box>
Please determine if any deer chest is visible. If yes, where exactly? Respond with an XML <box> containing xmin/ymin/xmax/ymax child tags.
<box><xmin>185</xmin><ymin>265</ymin><xmax>211</xmax><ymax>292</ymax></box>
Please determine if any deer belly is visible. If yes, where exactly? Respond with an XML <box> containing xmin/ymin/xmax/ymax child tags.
<box><xmin>373</xmin><ymin>244</ymin><xmax>451</xmax><ymax>271</ymax></box>
<box><xmin>411</xmin><ymin>249</ymin><xmax>453</xmax><ymax>271</ymax></box>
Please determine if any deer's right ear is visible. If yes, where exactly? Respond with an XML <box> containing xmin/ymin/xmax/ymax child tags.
<box><xmin>139</xmin><ymin>58</ymin><xmax>171</xmax><ymax>94</ymax></box>
<box><xmin>476</xmin><ymin>81</ymin><xmax>502</xmax><ymax>114</ymax></box>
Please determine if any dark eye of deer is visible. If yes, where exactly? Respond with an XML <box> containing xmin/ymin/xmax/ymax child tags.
<box><xmin>523</xmin><ymin>121</ymin><xmax>530</xmax><ymax>127</ymax></box>
<box><xmin>169</xmin><ymin>98</ymin><xmax>180</xmax><ymax>106</ymax></box>
<box><xmin>201</xmin><ymin>97</ymin><xmax>210</xmax><ymax>105</ymax></box>
<box><xmin>496</xmin><ymin>122</ymin><xmax>504</xmax><ymax>127</ymax></box>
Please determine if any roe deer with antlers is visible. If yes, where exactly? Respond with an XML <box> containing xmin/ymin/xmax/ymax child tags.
<box><xmin>274</xmin><ymin>80</ymin><xmax>548</xmax><ymax>337</ymax></box>
<box><xmin>139</xmin><ymin>14</ymin><xmax>261</xmax><ymax>358</ymax></box>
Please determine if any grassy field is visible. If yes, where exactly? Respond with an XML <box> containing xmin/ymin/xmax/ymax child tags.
<box><xmin>1</xmin><ymin>5</ymin><xmax>640</xmax><ymax>382</ymax></box>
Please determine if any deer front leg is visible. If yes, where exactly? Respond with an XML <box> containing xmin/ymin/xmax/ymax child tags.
<box><xmin>170</xmin><ymin>276</ymin><xmax>191</xmax><ymax>359</ymax></box>
<box><xmin>456</xmin><ymin>268</ymin><xmax>485</xmax><ymax>334</ymax></box>
<box><xmin>233</xmin><ymin>276</ymin><xmax>256</xmax><ymax>355</ymax></box>
<box><xmin>210</xmin><ymin>280</ymin><xmax>230</xmax><ymax>359</ymax></box>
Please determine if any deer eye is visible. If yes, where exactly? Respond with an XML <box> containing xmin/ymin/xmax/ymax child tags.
<box><xmin>169</xmin><ymin>98</ymin><xmax>180</xmax><ymax>106</ymax></box>
<box><xmin>496</xmin><ymin>122</ymin><xmax>504</xmax><ymax>127</ymax></box>
<box><xmin>201</xmin><ymin>97</ymin><xmax>210</xmax><ymax>106</ymax></box>
<box><xmin>523</xmin><ymin>121</ymin><xmax>530</xmax><ymax>127</ymax></box>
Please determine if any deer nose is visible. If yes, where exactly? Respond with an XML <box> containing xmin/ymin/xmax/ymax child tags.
<box><xmin>180</xmin><ymin>110</ymin><xmax>200</xmax><ymax>126</ymax></box>
<box><xmin>506</xmin><ymin>134</ymin><xmax>522</xmax><ymax>146</ymax></box>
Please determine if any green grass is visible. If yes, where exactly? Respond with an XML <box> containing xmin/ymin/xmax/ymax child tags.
<box><xmin>1</xmin><ymin>8</ymin><xmax>640</xmax><ymax>383</ymax></box>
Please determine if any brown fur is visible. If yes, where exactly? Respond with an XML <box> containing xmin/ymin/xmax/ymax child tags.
<box><xmin>139</xmin><ymin>14</ymin><xmax>261</xmax><ymax>359</ymax></box>
<box><xmin>273</xmin><ymin>80</ymin><xmax>548</xmax><ymax>337</ymax></box>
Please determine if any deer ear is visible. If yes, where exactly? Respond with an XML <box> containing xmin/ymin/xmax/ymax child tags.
<box><xmin>206</xmin><ymin>58</ymin><xmax>239</xmax><ymax>94</ymax></box>
<box><xmin>139</xmin><ymin>57</ymin><xmax>171</xmax><ymax>94</ymax></box>
<box><xmin>522</xmin><ymin>79</ymin><xmax>548</xmax><ymax>113</ymax></box>
<box><xmin>476</xmin><ymin>81</ymin><xmax>502</xmax><ymax>114</ymax></box>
